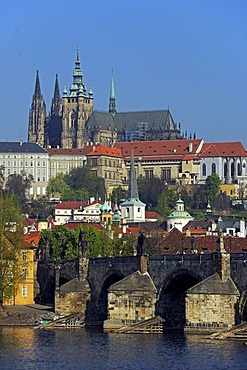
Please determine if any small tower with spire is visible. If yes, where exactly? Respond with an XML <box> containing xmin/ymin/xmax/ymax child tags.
<box><xmin>120</xmin><ymin>148</ymin><xmax>146</xmax><ymax>223</ymax></box>
<box><xmin>28</xmin><ymin>70</ymin><xmax>47</xmax><ymax>146</ymax></box>
<box><xmin>61</xmin><ymin>47</ymin><xmax>94</xmax><ymax>148</ymax></box>
<box><xmin>109</xmin><ymin>70</ymin><xmax>117</xmax><ymax>116</ymax></box>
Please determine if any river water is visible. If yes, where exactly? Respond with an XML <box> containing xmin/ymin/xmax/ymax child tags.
<box><xmin>0</xmin><ymin>327</ymin><xmax>246</xmax><ymax>370</ymax></box>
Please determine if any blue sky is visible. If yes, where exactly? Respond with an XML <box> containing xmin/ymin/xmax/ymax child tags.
<box><xmin>0</xmin><ymin>0</ymin><xmax>247</xmax><ymax>145</ymax></box>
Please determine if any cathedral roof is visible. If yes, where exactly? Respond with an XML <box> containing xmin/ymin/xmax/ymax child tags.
<box><xmin>86</xmin><ymin>109</ymin><xmax>178</xmax><ymax>133</ymax></box>
<box><xmin>86</xmin><ymin>110</ymin><xmax>116</xmax><ymax>131</ymax></box>
<box><xmin>114</xmin><ymin>109</ymin><xmax>176</xmax><ymax>132</ymax></box>
<box><xmin>0</xmin><ymin>142</ymin><xmax>47</xmax><ymax>154</ymax></box>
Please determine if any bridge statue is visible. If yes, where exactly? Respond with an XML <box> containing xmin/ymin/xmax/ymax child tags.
<box><xmin>137</xmin><ymin>232</ymin><xmax>145</xmax><ymax>256</ymax></box>
<box><xmin>78</xmin><ymin>230</ymin><xmax>87</xmax><ymax>258</ymax></box>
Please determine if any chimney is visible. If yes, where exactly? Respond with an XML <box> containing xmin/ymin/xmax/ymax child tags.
<box><xmin>189</xmin><ymin>142</ymin><xmax>193</xmax><ymax>152</ymax></box>
<box><xmin>19</xmin><ymin>140</ymin><xmax>23</xmax><ymax>146</ymax></box>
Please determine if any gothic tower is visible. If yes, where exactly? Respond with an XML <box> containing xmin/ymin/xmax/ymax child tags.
<box><xmin>109</xmin><ymin>69</ymin><xmax>116</xmax><ymax>116</ymax></box>
<box><xmin>61</xmin><ymin>48</ymin><xmax>94</xmax><ymax>148</ymax></box>
<box><xmin>28</xmin><ymin>71</ymin><xmax>46</xmax><ymax>146</ymax></box>
<box><xmin>45</xmin><ymin>74</ymin><xmax>62</xmax><ymax>148</ymax></box>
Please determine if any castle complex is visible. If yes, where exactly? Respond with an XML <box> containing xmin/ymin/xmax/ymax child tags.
<box><xmin>28</xmin><ymin>49</ymin><xmax>183</xmax><ymax>149</ymax></box>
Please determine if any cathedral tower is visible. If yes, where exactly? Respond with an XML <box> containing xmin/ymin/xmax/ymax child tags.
<box><xmin>61</xmin><ymin>48</ymin><xmax>94</xmax><ymax>148</ymax></box>
<box><xmin>45</xmin><ymin>74</ymin><xmax>62</xmax><ymax>148</ymax></box>
<box><xmin>109</xmin><ymin>70</ymin><xmax>116</xmax><ymax>116</ymax></box>
<box><xmin>28</xmin><ymin>71</ymin><xmax>46</xmax><ymax>146</ymax></box>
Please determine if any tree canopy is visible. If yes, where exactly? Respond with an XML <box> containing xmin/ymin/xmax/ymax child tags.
<box><xmin>46</xmin><ymin>166</ymin><xmax>106</xmax><ymax>201</ymax></box>
<box><xmin>205</xmin><ymin>174</ymin><xmax>221</xmax><ymax>202</ymax></box>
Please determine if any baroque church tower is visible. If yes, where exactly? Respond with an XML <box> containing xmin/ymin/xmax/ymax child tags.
<box><xmin>61</xmin><ymin>48</ymin><xmax>94</xmax><ymax>148</ymax></box>
<box><xmin>28</xmin><ymin>71</ymin><xmax>47</xmax><ymax>146</ymax></box>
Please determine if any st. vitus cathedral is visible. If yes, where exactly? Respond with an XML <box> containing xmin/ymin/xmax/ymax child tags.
<box><xmin>28</xmin><ymin>49</ymin><xmax>184</xmax><ymax>149</ymax></box>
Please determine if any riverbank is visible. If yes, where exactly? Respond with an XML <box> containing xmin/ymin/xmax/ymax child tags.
<box><xmin>0</xmin><ymin>304</ymin><xmax>55</xmax><ymax>326</ymax></box>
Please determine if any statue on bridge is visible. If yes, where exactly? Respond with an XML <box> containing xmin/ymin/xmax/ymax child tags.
<box><xmin>78</xmin><ymin>230</ymin><xmax>87</xmax><ymax>258</ymax></box>
<box><xmin>137</xmin><ymin>232</ymin><xmax>145</xmax><ymax>256</ymax></box>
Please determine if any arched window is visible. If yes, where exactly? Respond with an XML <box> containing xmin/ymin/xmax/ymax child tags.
<box><xmin>202</xmin><ymin>164</ymin><xmax>206</xmax><ymax>177</ymax></box>
<box><xmin>231</xmin><ymin>162</ymin><xmax>234</xmax><ymax>177</ymax></box>
<box><xmin>224</xmin><ymin>162</ymin><xmax>227</xmax><ymax>178</ymax></box>
<box><xmin>211</xmin><ymin>163</ymin><xmax>216</xmax><ymax>174</ymax></box>
<box><xmin>238</xmin><ymin>162</ymin><xmax>241</xmax><ymax>176</ymax></box>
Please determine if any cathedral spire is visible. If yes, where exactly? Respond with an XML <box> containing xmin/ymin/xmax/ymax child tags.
<box><xmin>34</xmin><ymin>70</ymin><xmax>42</xmax><ymax>99</ymax></box>
<box><xmin>51</xmin><ymin>74</ymin><xmax>61</xmax><ymax>116</ymax></box>
<box><xmin>129</xmin><ymin>148</ymin><xmax>139</xmax><ymax>199</ymax></box>
<box><xmin>69</xmin><ymin>47</ymin><xmax>86</xmax><ymax>97</ymax></box>
<box><xmin>109</xmin><ymin>69</ymin><xmax>117</xmax><ymax>116</ymax></box>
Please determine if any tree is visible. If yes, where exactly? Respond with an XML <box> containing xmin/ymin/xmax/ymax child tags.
<box><xmin>110</xmin><ymin>186</ymin><xmax>126</xmax><ymax>205</ymax></box>
<box><xmin>6</xmin><ymin>172</ymin><xmax>34</xmax><ymax>199</ymax></box>
<box><xmin>156</xmin><ymin>187</ymin><xmax>178</xmax><ymax>217</ymax></box>
<box><xmin>0</xmin><ymin>193</ymin><xmax>25</xmax><ymax>305</ymax></box>
<box><xmin>38</xmin><ymin>225</ymin><xmax>113</xmax><ymax>260</ymax></box>
<box><xmin>46</xmin><ymin>173</ymin><xmax>71</xmax><ymax>199</ymax></box>
<box><xmin>138</xmin><ymin>176</ymin><xmax>167</xmax><ymax>209</ymax></box>
<box><xmin>65</xmin><ymin>166</ymin><xmax>106</xmax><ymax>199</ymax></box>
<box><xmin>205</xmin><ymin>174</ymin><xmax>221</xmax><ymax>203</ymax></box>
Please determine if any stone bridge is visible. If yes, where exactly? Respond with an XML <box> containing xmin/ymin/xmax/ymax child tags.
<box><xmin>37</xmin><ymin>252</ymin><xmax>247</xmax><ymax>327</ymax></box>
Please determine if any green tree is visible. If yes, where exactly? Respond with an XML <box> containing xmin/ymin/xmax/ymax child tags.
<box><xmin>110</xmin><ymin>186</ymin><xmax>126</xmax><ymax>205</ymax></box>
<box><xmin>6</xmin><ymin>172</ymin><xmax>33</xmax><ymax>198</ymax></box>
<box><xmin>205</xmin><ymin>174</ymin><xmax>221</xmax><ymax>202</ymax></box>
<box><xmin>38</xmin><ymin>225</ymin><xmax>113</xmax><ymax>260</ymax></box>
<box><xmin>138</xmin><ymin>176</ymin><xmax>167</xmax><ymax>209</ymax></box>
<box><xmin>156</xmin><ymin>187</ymin><xmax>178</xmax><ymax>217</ymax></box>
<box><xmin>46</xmin><ymin>173</ymin><xmax>71</xmax><ymax>199</ymax></box>
<box><xmin>0</xmin><ymin>193</ymin><xmax>25</xmax><ymax>304</ymax></box>
<box><xmin>65</xmin><ymin>166</ymin><xmax>106</xmax><ymax>199</ymax></box>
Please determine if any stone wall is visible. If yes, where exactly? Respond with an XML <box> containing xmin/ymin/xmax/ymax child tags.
<box><xmin>104</xmin><ymin>271</ymin><xmax>157</xmax><ymax>329</ymax></box>
<box><xmin>185</xmin><ymin>293</ymin><xmax>238</xmax><ymax>329</ymax></box>
<box><xmin>55</xmin><ymin>278</ymin><xmax>90</xmax><ymax>316</ymax></box>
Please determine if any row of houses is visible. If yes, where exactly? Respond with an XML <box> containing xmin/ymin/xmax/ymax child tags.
<box><xmin>0</xmin><ymin>139</ymin><xmax>246</xmax><ymax>198</ymax></box>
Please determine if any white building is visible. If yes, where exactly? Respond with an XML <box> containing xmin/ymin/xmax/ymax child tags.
<box><xmin>198</xmin><ymin>142</ymin><xmax>247</xmax><ymax>184</ymax></box>
<box><xmin>0</xmin><ymin>141</ymin><xmax>49</xmax><ymax>199</ymax></box>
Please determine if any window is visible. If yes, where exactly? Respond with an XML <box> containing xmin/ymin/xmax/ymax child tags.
<box><xmin>138</xmin><ymin>207</ymin><xmax>141</xmax><ymax>212</ymax></box>
<box><xmin>22</xmin><ymin>251</ymin><xmax>27</xmax><ymax>261</ymax></box>
<box><xmin>224</xmin><ymin>163</ymin><xmax>227</xmax><ymax>178</ymax></box>
<box><xmin>202</xmin><ymin>164</ymin><xmax>206</xmax><ymax>177</ymax></box>
<box><xmin>92</xmin><ymin>158</ymin><xmax>97</xmax><ymax>166</ymax></box>
<box><xmin>22</xmin><ymin>286</ymin><xmax>27</xmax><ymax>297</ymax></box>
<box><xmin>144</xmin><ymin>170</ymin><xmax>153</xmax><ymax>179</ymax></box>
<box><xmin>238</xmin><ymin>163</ymin><xmax>241</xmax><ymax>176</ymax></box>
<box><xmin>161</xmin><ymin>168</ymin><xmax>171</xmax><ymax>180</ymax></box>
<box><xmin>231</xmin><ymin>162</ymin><xmax>234</xmax><ymax>177</ymax></box>
<box><xmin>211</xmin><ymin>163</ymin><xmax>216</xmax><ymax>174</ymax></box>
<box><xmin>22</xmin><ymin>268</ymin><xmax>27</xmax><ymax>279</ymax></box>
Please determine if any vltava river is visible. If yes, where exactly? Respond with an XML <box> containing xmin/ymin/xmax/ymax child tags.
<box><xmin>0</xmin><ymin>327</ymin><xmax>246</xmax><ymax>369</ymax></box>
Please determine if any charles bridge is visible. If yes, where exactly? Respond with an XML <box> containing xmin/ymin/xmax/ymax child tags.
<box><xmin>36</xmin><ymin>251</ymin><xmax>247</xmax><ymax>328</ymax></box>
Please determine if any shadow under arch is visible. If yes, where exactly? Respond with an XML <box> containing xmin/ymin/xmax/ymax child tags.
<box><xmin>156</xmin><ymin>268</ymin><xmax>202</xmax><ymax>329</ymax></box>
<box><xmin>239</xmin><ymin>290</ymin><xmax>247</xmax><ymax>322</ymax></box>
<box><xmin>93</xmin><ymin>272</ymin><xmax>124</xmax><ymax>323</ymax></box>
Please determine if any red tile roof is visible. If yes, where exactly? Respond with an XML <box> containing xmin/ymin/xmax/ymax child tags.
<box><xmin>87</xmin><ymin>145</ymin><xmax>123</xmax><ymax>158</ymax></box>
<box><xmin>24</xmin><ymin>231</ymin><xmax>41</xmax><ymax>248</ymax></box>
<box><xmin>54</xmin><ymin>201</ymin><xmax>88</xmax><ymax>210</ymax></box>
<box><xmin>114</xmin><ymin>139</ymin><xmax>203</xmax><ymax>160</ymax></box>
<box><xmin>46</xmin><ymin>147</ymin><xmax>90</xmax><ymax>155</ymax></box>
<box><xmin>145</xmin><ymin>211</ymin><xmax>162</xmax><ymax>220</ymax></box>
<box><xmin>199</xmin><ymin>142</ymin><xmax>247</xmax><ymax>158</ymax></box>
<box><xmin>64</xmin><ymin>222</ymin><xmax>103</xmax><ymax>230</ymax></box>
<box><xmin>159</xmin><ymin>227</ymin><xmax>247</xmax><ymax>254</ymax></box>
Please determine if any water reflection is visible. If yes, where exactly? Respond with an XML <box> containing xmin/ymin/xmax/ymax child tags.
<box><xmin>0</xmin><ymin>327</ymin><xmax>246</xmax><ymax>370</ymax></box>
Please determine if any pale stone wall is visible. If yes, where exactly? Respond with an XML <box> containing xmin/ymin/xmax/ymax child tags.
<box><xmin>55</xmin><ymin>290</ymin><xmax>89</xmax><ymax>316</ymax></box>
<box><xmin>186</xmin><ymin>293</ymin><xmax>238</xmax><ymax>328</ymax></box>
<box><xmin>106</xmin><ymin>291</ymin><xmax>156</xmax><ymax>328</ymax></box>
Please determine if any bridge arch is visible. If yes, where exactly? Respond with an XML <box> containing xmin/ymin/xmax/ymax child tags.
<box><xmin>239</xmin><ymin>290</ymin><xmax>247</xmax><ymax>322</ymax></box>
<box><xmin>156</xmin><ymin>268</ymin><xmax>202</xmax><ymax>328</ymax></box>
<box><xmin>92</xmin><ymin>271</ymin><xmax>124</xmax><ymax>322</ymax></box>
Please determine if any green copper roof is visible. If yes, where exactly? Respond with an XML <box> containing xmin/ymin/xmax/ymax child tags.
<box><xmin>121</xmin><ymin>198</ymin><xmax>146</xmax><ymax>206</ymax></box>
<box><xmin>167</xmin><ymin>210</ymin><xmax>193</xmax><ymax>219</ymax></box>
